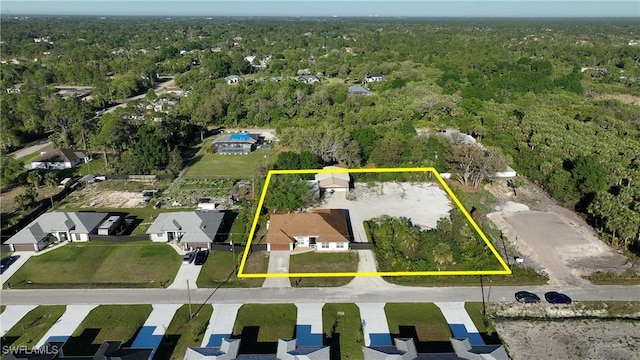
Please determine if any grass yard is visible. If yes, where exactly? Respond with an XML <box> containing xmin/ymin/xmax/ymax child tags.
<box><xmin>385</xmin><ymin>303</ymin><xmax>453</xmax><ymax>353</ymax></box>
<box><xmin>232</xmin><ymin>304</ymin><xmax>296</xmax><ymax>354</ymax></box>
<box><xmin>2</xmin><ymin>306</ymin><xmax>66</xmax><ymax>348</ymax></box>
<box><xmin>0</xmin><ymin>305</ymin><xmax>5</xmax><ymax>313</ymax></box>
<box><xmin>197</xmin><ymin>250</ymin><xmax>268</xmax><ymax>288</ymax></box>
<box><xmin>154</xmin><ymin>304</ymin><xmax>213</xmax><ymax>360</ymax></box>
<box><xmin>63</xmin><ymin>305</ymin><xmax>152</xmax><ymax>356</ymax></box>
<box><xmin>288</xmin><ymin>252</ymin><xmax>357</xmax><ymax>287</ymax></box>
<box><xmin>385</xmin><ymin>267</ymin><xmax>548</xmax><ymax>287</ymax></box>
<box><xmin>322</xmin><ymin>303</ymin><xmax>364</xmax><ymax>360</ymax></box>
<box><xmin>184</xmin><ymin>146</ymin><xmax>278</xmax><ymax>178</ymax></box>
<box><xmin>464</xmin><ymin>302</ymin><xmax>501</xmax><ymax>344</ymax></box>
<box><xmin>6</xmin><ymin>241</ymin><xmax>181</xmax><ymax>288</ymax></box>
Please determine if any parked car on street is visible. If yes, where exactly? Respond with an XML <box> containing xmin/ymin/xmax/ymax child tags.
<box><xmin>545</xmin><ymin>291</ymin><xmax>572</xmax><ymax>304</ymax></box>
<box><xmin>0</xmin><ymin>255</ymin><xmax>20</xmax><ymax>274</ymax></box>
<box><xmin>194</xmin><ymin>250</ymin><xmax>209</xmax><ymax>265</ymax></box>
<box><xmin>515</xmin><ymin>291</ymin><xmax>541</xmax><ymax>303</ymax></box>
<box><xmin>183</xmin><ymin>251</ymin><xmax>196</xmax><ymax>264</ymax></box>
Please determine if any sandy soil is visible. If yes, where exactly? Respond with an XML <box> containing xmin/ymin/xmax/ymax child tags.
<box><xmin>485</xmin><ymin>180</ymin><xmax>632</xmax><ymax>286</ymax></box>
<box><xmin>62</xmin><ymin>187</ymin><xmax>144</xmax><ymax>208</ymax></box>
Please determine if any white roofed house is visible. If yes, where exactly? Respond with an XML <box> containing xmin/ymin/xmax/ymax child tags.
<box><xmin>5</xmin><ymin>212</ymin><xmax>110</xmax><ymax>252</ymax></box>
<box><xmin>146</xmin><ymin>212</ymin><xmax>225</xmax><ymax>250</ymax></box>
<box><xmin>31</xmin><ymin>149</ymin><xmax>90</xmax><ymax>170</ymax></box>
<box><xmin>315</xmin><ymin>166</ymin><xmax>351</xmax><ymax>193</ymax></box>
<box><xmin>224</xmin><ymin>75</ymin><xmax>244</xmax><ymax>84</ymax></box>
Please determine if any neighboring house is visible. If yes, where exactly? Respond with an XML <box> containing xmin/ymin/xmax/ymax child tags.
<box><xmin>299</xmin><ymin>75</ymin><xmax>320</xmax><ymax>84</ymax></box>
<box><xmin>146</xmin><ymin>211</ymin><xmax>224</xmax><ymax>250</ymax></box>
<box><xmin>224</xmin><ymin>75</ymin><xmax>244</xmax><ymax>84</ymax></box>
<box><xmin>266</xmin><ymin>209</ymin><xmax>351</xmax><ymax>251</ymax></box>
<box><xmin>185</xmin><ymin>338</ymin><xmax>328</xmax><ymax>360</ymax></box>
<box><xmin>5</xmin><ymin>340</ymin><xmax>152</xmax><ymax>360</ymax></box>
<box><xmin>315</xmin><ymin>166</ymin><xmax>350</xmax><ymax>193</ymax></box>
<box><xmin>31</xmin><ymin>149</ymin><xmax>90</xmax><ymax>170</ymax></box>
<box><xmin>363</xmin><ymin>338</ymin><xmax>508</xmax><ymax>360</ymax></box>
<box><xmin>5</xmin><ymin>211</ymin><xmax>110</xmax><ymax>252</ymax></box>
<box><xmin>347</xmin><ymin>85</ymin><xmax>371</xmax><ymax>96</ymax></box>
<box><xmin>364</xmin><ymin>73</ymin><xmax>385</xmax><ymax>82</ymax></box>
<box><xmin>211</xmin><ymin>133</ymin><xmax>261</xmax><ymax>154</ymax></box>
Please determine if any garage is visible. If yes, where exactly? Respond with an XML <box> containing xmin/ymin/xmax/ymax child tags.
<box><xmin>269</xmin><ymin>243</ymin><xmax>291</xmax><ymax>251</ymax></box>
<box><xmin>183</xmin><ymin>242</ymin><xmax>211</xmax><ymax>250</ymax></box>
<box><xmin>10</xmin><ymin>244</ymin><xmax>38</xmax><ymax>252</ymax></box>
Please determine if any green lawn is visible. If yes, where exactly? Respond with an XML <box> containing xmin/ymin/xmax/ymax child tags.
<box><xmin>384</xmin><ymin>267</ymin><xmax>548</xmax><ymax>287</ymax></box>
<box><xmin>6</xmin><ymin>241</ymin><xmax>181</xmax><ymax>288</ymax></box>
<box><xmin>385</xmin><ymin>303</ymin><xmax>452</xmax><ymax>353</ymax></box>
<box><xmin>197</xmin><ymin>250</ymin><xmax>268</xmax><ymax>288</ymax></box>
<box><xmin>154</xmin><ymin>304</ymin><xmax>213</xmax><ymax>360</ymax></box>
<box><xmin>0</xmin><ymin>305</ymin><xmax>5</xmax><ymax>313</ymax></box>
<box><xmin>288</xmin><ymin>252</ymin><xmax>357</xmax><ymax>287</ymax></box>
<box><xmin>322</xmin><ymin>303</ymin><xmax>364</xmax><ymax>360</ymax></box>
<box><xmin>2</xmin><ymin>306</ymin><xmax>66</xmax><ymax>348</ymax></box>
<box><xmin>184</xmin><ymin>147</ymin><xmax>277</xmax><ymax>178</ymax></box>
<box><xmin>232</xmin><ymin>304</ymin><xmax>296</xmax><ymax>354</ymax></box>
<box><xmin>63</xmin><ymin>305</ymin><xmax>152</xmax><ymax>356</ymax></box>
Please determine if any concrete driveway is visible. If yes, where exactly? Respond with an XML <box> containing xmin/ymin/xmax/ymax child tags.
<box><xmin>1</xmin><ymin>305</ymin><xmax>37</xmax><ymax>336</ymax></box>
<box><xmin>2</xmin><ymin>252</ymin><xmax>34</xmax><ymax>286</ymax></box>
<box><xmin>356</xmin><ymin>303</ymin><xmax>391</xmax><ymax>346</ymax></box>
<box><xmin>202</xmin><ymin>304</ymin><xmax>242</xmax><ymax>347</ymax></box>
<box><xmin>36</xmin><ymin>305</ymin><xmax>97</xmax><ymax>348</ymax></box>
<box><xmin>168</xmin><ymin>261</ymin><xmax>204</xmax><ymax>289</ymax></box>
<box><xmin>262</xmin><ymin>251</ymin><xmax>291</xmax><ymax>288</ymax></box>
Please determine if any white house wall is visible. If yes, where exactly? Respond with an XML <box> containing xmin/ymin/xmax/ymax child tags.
<box><xmin>150</xmin><ymin>233</ymin><xmax>169</xmax><ymax>242</ymax></box>
<box><xmin>316</xmin><ymin>242</ymin><xmax>349</xmax><ymax>251</ymax></box>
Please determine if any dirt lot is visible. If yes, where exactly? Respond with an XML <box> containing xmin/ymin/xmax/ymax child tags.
<box><xmin>62</xmin><ymin>186</ymin><xmax>144</xmax><ymax>208</ymax></box>
<box><xmin>485</xmin><ymin>180</ymin><xmax>632</xmax><ymax>286</ymax></box>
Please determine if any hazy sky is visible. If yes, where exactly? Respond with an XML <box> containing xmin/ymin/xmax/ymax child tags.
<box><xmin>2</xmin><ymin>0</ymin><xmax>639</xmax><ymax>17</ymax></box>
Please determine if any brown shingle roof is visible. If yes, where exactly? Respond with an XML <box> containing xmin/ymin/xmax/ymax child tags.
<box><xmin>266</xmin><ymin>209</ymin><xmax>350</xmax><ymax>245</ymax></box>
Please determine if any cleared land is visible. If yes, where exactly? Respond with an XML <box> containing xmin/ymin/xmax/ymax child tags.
<box><xmin>7</xmin><ymin>241</ymin><xmax>181</xmax><ymax>288</ymax></box>
<box><xmin>184</xmin><ymin>147</ymin><xmax>277</xmax><ymax>178</ymax></box>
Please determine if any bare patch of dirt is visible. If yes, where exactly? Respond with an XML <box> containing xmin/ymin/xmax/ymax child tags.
<box><xmin>595</xmin><ymin>93</ymin><xmax>640</xmax><ymax>105</ymax></box>
<box><xmin>62</xmin><ymin>186</ymin><xmax>144</xmax><ymax>208</ymax></box>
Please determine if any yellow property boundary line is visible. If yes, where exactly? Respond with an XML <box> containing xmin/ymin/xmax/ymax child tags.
<box><xmin>237</xmin><ymin>167</ymin><xmax>512</xmax><ymax>278</ymax></box>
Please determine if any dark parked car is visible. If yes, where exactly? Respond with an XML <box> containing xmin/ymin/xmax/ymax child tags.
<box><xmin>183</xmin><ymin>251</ymin><xmax>196</xmax><ymax>264</ymax></box>
<box><xmin>545</xmin><ymin>291</ymin><xmax>572</xmax><ymax>304</ymax></box>
<box><xmin>515</xmin><ymin>291</ymin><xmax>541</xmax><ymax>303</ymax></box>
<box><xmin>193</xmin><ymin>250</ymin><xmax>209</xmax><ymax>265</ymax></box>
<box><xmin>0</xmin><ymin>255</ymin><xmax>20</xmax><ymax>274</ymax></box>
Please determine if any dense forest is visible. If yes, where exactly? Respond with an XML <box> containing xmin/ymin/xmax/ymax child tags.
<box><xmin>1</xmin><ymin>17</ymin><xmax>639</xmax><ymax>253</ymax></box>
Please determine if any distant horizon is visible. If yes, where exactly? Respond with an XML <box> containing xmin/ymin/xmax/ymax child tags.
<box><xmin>2</xmin><ymin>1</ymin><xmax>639</xmax><ymax>18</ymax></box>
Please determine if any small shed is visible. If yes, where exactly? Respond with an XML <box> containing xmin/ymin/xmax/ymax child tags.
<box><xmin>98</xmin><ymin>216</ymin><xmax>122</xmax><ymax>235</ymax></box>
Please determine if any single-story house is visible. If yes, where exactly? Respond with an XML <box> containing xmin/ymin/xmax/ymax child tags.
<box><xmin>299</xmin><ymin>75</ymin><xmax>320</xmax><ymax>84</ymax></box>
<box><xmin>224</xmin><ymin>75</ymin><xmax>244</xmax><ymax>84</ymax></box>
<box><xmin>4</xmin><ymin>339</ymin><xmax>152</xmax><ymax>360</ymax></box>
<box><xmin>146</xmin><ymin>211</ymin><xmax>224</xmax><ymax>250</ymax></box>
<box><xmin>5</xmin><ymin>211</ymin><xmax>110</xmax><ymax>252</ymax></box>
<box><xmin>185</xmin><ymin>338</ymin><xmax>328</xmax><ymax>360</ymax></box>
<box><xmin>211</xmin><ymin>133</ymin><xmax>261</xmax><ymax>154</ymax></box>
<box><xmin>266</xmin><ymin>209</ymin><xmax>351</xmax><ymax>251</ymax></box>
<box><xmin>315</xmin><ymin>166</ymin><xmax>351</xmax><ymax>192</ymax></box>
<box><xmin>364</xmin><ymin>73</ymin><xmax>384</xmax><ymax>82</ymax></box>
<box><xmin>31</xmin><ymin>149</ymin><xmax>90</xmax><ymax>170</ymax></box>
<box><xmin>347</xmin><ymin>85</ymin><xmax>371</xmax><ymax>96</ymax></box>
<box><xmin>363</xmin><ymin>337</ymin><xmax>508</xmax><ymax>360</ymax></box>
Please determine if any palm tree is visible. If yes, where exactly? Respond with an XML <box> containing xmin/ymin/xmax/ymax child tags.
<box><xmin>432</xmin><ymin>243</ymin><xmax>453</xmax><ymax>271</ymax></box>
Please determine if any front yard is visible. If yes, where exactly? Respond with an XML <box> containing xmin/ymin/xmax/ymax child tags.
<box><xmin>232</xmin><ymin>304</ymin><xmax>297</xmax><ymax>354</ymax></box>
<box><xmin>288</xmin><ymin>252</ymin><xmax>358</xmax><ymax>287</ymax></box>
<box><xmin>154</xmin><ymin>304</ymin><xmax>213</xmax><ymax>360</ymax></box>
<box><xmin>6</xmin><ymin>241</ymin><xmax>181</xmax><ymax>288</ymax></box>
<box><xmin>2</xmin><ymin>305</ymin><xmax>66</xmax><ymax>349</ymax></box>
<box><xmin>197</xmin><ymin>250</ymin><xmax>268</xmax><ymax>288</ymax></box>
<box><xmin>385</xmin><ymin>303</ymin><xmax>453</xmax><ymax>353</ymax></box>
<box><xmin>322</xmin><ymin>303</ymin><xmax>364</xmax><ymax>360</ymax></box>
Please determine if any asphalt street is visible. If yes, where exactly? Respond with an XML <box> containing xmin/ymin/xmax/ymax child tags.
<box><xmin>1</xmin><ymin>284</ymin><xmax>638</xmax><ymax>306</ymax></box>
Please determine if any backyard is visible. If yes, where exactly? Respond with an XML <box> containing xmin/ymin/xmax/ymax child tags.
<box><xmin>6</xmin><ymin>241</ymin><xmax>182</xmax><ymax>288</ymax></box>
<box><xmin>184</xmin><ymin>144</ymin><xmax>279</xmax><ymax>178</ymax></box>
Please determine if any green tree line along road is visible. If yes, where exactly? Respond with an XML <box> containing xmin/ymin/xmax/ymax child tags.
<box><xmin>1</xmin><ymin>18</ymin><xmax>639</xmax><ymax>255</ymax></box>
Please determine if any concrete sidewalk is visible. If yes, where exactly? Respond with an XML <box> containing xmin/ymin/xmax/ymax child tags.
<box><xmin>36</xmin><ymin>305</ymin><xmax>97</xmax><ymax>348</ymax></box>
<box><xmin>131</xmin><ymin>304</ymin><xmax>181</xmax><ymax>358</ymax></box>
<box><xmin>295</xmin><ymin>303</ymin><xmax>324</xmax><ymax>346</ymax></box>
<box><xmin>435</xmin><ymin>302</ymin><xmax>485</xmax><ymax>346</ymax></box>
<box><xmin>356</xmin><ymin>303</ymin><xmax>391</xmax><ymax>347</ymax></box>
<box><xmin>1</xmin><ymin>305</ymin><xmax>37</xmax><ymax>336</ymax></box>
<box><xmin>202</xmin><ymin>304</ymin><xmax>242</xmax><ymax>347</ymax></box>
<box><xmin>262</xmin><ymin>251</ymin><xmax>291</xmax><ymax>288</ymax></box>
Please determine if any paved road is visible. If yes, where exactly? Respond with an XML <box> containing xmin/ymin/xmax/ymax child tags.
<box><xmin>10</xmin><ymin>140</ymin><xmax>53</xmax><ymax>160</ymax></box>
<box><xmin>1</xmin><ymin>285</ymin><xmax>638</xmax><ymax>306</ymax></box>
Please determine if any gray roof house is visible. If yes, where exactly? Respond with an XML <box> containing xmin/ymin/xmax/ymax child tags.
<box><xmin>5</xmin><ymin>340</ymin><xmax>152</xmax><ymax>360</ymax></box>
<box><xmin>364</xmin><ymin>338</ymin><xmax>509</xmax><ymax>360</ymax></box>
<box><xmin>348</xmin><ymin>85</ymin><xmax>372</xmax><ymax>96</ymax></box>
<box><xmin>211</xmin><ymin>133</ymin><xmax>261</xmax><ymax>154</ymax></box>
<box><xmin>6</xmin><ymin>211</ymin><xmax>110</xmax><ymax>252</ymax></box>
<box><xmin>146</xmin><ymin>211</ymin><xmax>224</xmax><ymax>250</ymax></box>
<box><xmin>31</xmin><ymin>149</ymin><xmax>90</xmax><ymax>170</ymax></box>
<box><xmin>225</xmin><ymin>75</ymin><xmax>244</xmax><ymax>84</ymax></box>
<box><xmin>299</xmin><ymin>75</ymin><xmax>320</xmax><ymax>84</ymax></box>
<box><xmin>185</xmin><ymin>338</ymin><xmax>329</xmax><ymax>360</ymax></box>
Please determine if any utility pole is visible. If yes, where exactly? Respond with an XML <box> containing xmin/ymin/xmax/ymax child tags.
<box><xmin>187</xmin><ymin>280</ymin><xmax>193</xmax><ymax>318</ymax></box>
<box><xmin>231</xmin><ymin>240</ymin><xmax>236</xmax><ymax>274</ymax></box>
<box><xmin>480</xmin><ymin>275</ymin><xmax>486</xmax><ymax>317</ymax></box>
